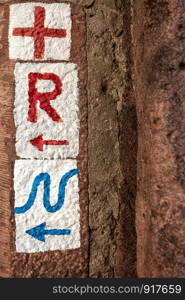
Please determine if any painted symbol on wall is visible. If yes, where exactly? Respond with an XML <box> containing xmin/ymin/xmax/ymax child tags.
<box><xmin>14</xmin><ymin>160</ymin><xmax>80</xmax><ymax>253</ymax></box>
<box><xmin>9</xmin><ymin>3</ymin><xmax>71</xmax><ymax>60</ymax></box>
<box><xmin>13</xmin><ymin>6</ymin><xmax>67</xmax><ymax>59</ymax></box>
<box><xmin>28</xmin><ymin>72</ymin><xmax>63</xmax><ymax>123</ymax></box>
<box><xmin>14</xmin><ymin>62</ymin><xmax>79</xmax><ymax>159</ymax></box>
<box><xmin>14</xmin><ymin>168</ymin><xmax>78</xmax><ymax>214</ymax></box>
<box><xmin>29</xmin><ymin>135</ymin><xmax>69</xmax><ymax>152</ymax></box>
<box><xmin>26</xmin><ymin>222</ymin><xmax>71</xmax><ymax>242</ymax></box>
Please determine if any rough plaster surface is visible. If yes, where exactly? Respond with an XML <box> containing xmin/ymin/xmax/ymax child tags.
<box><xmin>9</xmin><ymin>2</ymin><xmax>71</xmax><ymax>60</ymax></box>
<box><xmin>14</xmin><ymin>62</ymin><xmax>79</xmax><ymax>158</ymax></box>
<box><xmin>14</xmin><ymin>159</ymin><xmax>80</xmax><ymax>253</ymax></box>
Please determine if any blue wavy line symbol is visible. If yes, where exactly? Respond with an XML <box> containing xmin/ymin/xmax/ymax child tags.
<box><xmin>14</xmin><ymin>169</ymin><xmax>78</xmax><ymax>214</ymax></box>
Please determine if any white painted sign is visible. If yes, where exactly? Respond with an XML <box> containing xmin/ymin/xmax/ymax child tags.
<box><xmin>9</xmin><ymin>2</ymin><xmax>83</xmax><ymax>253</ymax></box>
<box><xmin>14</xmin><ymin>62</ymin><xmax>79</xmax><ymax>159</ymax></box>
<box><xmin>9</xmin><ymin>3</ymin><xmax>71</xmax><ymax>60</ymax></box>
<box><xmin>14</xmin><ymin>159</ymin><xmax>80</xmax><ymax>253</ymax></box>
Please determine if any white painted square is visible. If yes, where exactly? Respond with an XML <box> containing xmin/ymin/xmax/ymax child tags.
<box><xmin>14</xmin><ymin>62</ymin><xmax>79</xmax><ymax>159</ymax></box>
<box><xmin>9</xmin><ymin>2</ymin><xmax>71</xmax><ymax>60</ymax></box>
<box><xmin>14</xmin><ymin>159</ymin><xmax>80</xmax><ymax>253</ymax></box>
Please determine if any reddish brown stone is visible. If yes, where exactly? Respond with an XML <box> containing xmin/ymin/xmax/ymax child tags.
<box><xmin>133</xmin><ymin>0</ymin><xmax>185</xmax><ymax>277</ymax></box>
<box><xmin>0</xmin><ymin>1</ymin><xmax>88</xmax><ymax>278</ymax></box>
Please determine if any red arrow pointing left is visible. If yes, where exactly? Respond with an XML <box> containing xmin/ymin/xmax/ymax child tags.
<box><xmin>29</xmin><ymin>135</ymin><xmax>69</xmax><ymax>151</ymax></box>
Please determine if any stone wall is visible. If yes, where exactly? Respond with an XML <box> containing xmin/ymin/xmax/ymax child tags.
<box><xmin>2</xmin><ymin>0</ymin><xmax>185</xmax><ymax>278</ymax></box>
<box><xmin>0</xmin><ymin>0</ymin><xmax>137</xmax><ymax>278</ymax></box>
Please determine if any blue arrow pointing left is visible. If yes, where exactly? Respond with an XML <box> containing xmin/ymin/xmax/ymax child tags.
<box><xmin>26</xmin><ymin>222</ymin><xmax>71</xmax><ymax>242</ymax></box>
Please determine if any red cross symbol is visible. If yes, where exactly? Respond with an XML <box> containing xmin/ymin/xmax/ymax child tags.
<box><xmin>13</xmin><ymin>6</ymin><xmax>67</xmax><ymax>59</ymax></box>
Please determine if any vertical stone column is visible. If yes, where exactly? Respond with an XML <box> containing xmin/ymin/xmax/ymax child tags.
<box><xmin>133</xmin><ymin>0</ymin><xmax>185</xmax><ymax>277</ymax></box>
<box><xmin>86</xmin><ymin>0</ymin><xmax>137</xmax><ymax>277</ymax></box>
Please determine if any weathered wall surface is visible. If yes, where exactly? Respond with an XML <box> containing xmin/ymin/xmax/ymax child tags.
<box><xmin>133</xmin><ymin>0</ymin><xmax>185</xmax><ymax>277</ymax></box>
<box><xmin>56</xmin><ymin>0</ymin><xmax>137</xmax><ymax>278</ymax></box>
<box><xmin>83</xmin><ymin>0</ymin><xmax>137</xmax><ymax>277</ymax></box>
<box><xmin>0</xmin><ymin>0</ymin><xmax>137</xmax><ymax>278</ymax></box>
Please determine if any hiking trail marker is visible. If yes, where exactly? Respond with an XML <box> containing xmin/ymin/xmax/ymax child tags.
<box><xmin>14</xmin><ymin>160</ymin><xmax>80</xmax><ymax>253</ymax></box>
<box><xmin>8</xmin><ymin>2</ymin><xmax>83</xmax><ymax>253</ymax></box>
<box><xmin>14</xmin><ymin>62</ymin><xmax>79</xmax><ymax>159</ymax></box>
<box><xmin>9</xmin><ymin>3</ymin><xmax>71</xmax><ymax>60</ymax></box>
